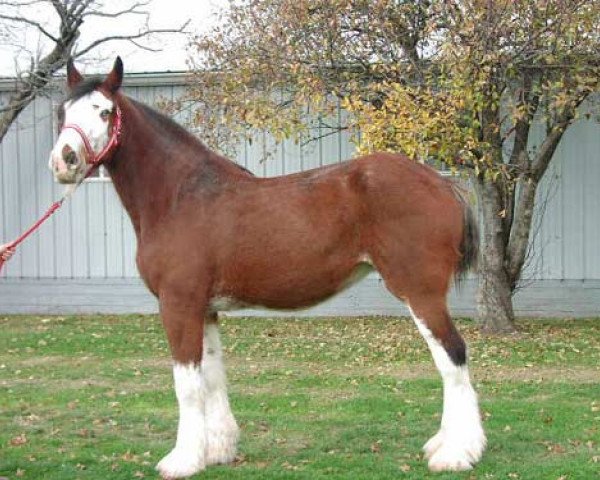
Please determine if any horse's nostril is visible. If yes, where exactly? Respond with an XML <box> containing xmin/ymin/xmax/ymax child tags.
<box><xmin>62</xmin><ymin>148</ymin><xmax>78</xmax><ymax>166</ymax></box>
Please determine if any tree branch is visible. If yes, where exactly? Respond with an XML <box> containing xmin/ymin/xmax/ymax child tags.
<box><xmin>49</xmin><ymin>0</ymin><xmax>68</xmax><ymax>24</ymax></box>
<box><xmin>300</xmin><ymin>124</ymin><xmax>349</xmax><ymax>147</ymax></box>
<box><xmin>82</xmin><ymin>1</ymin><xmax>150</xmax><ymax>18</ymax></box>
<box><xmin>505</xmin><ymin>176</ymin><xmax>538</xmax><ymax>288</ymax></box>
<box><xmin>74</xmin><ymin>20</ymin><xmax>190</xmax><ymax>58</ymax></box>
<box><xmin>0</xmin><ymin>13</ymin><xmax>59</xmax><ymax>42</ymax></box>
<box><xmin>0</xmin><ymin>0</ymin><xmax>44</xmax><ymax>7</ymax></box>
<box><xmin>508</xmin><ymin>72</ymin><xmax>540</xmax><ymax>170</ymax></box>
<box><xmin>530</xmin><ymin>93</ymin><xmax>588</xmax><ymax>181</ymax></box>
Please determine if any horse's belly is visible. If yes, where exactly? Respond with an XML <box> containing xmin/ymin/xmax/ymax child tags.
<box><xmin>210</xmin><ymin>259</ymin><xmax>374</xmax><ymax>312</ymax></box>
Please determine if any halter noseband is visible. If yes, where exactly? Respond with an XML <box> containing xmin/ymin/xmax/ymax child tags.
<box><xmin>61</xmin><ymin>105</ymin><xmax>123</xmax><ymax>168</ymax></box>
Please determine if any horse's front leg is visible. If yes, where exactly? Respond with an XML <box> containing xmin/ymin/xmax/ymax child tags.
<box><xmin>156</xmin><ymin>293</ymin><xmax>208</xmax><ymax>479</ymax></box>
<box><xmin>203</xmin><ymin>313</ymin><xmax>239</xmax><ymax>465</ymax></box>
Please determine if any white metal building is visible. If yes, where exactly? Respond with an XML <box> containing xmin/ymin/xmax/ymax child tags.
<box><xmin>1</xmin><ymin>73</ymin><xmax>599</xmax><ymax>316</ymax></box>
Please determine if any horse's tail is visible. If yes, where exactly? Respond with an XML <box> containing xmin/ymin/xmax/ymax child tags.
<box><xmin>452</xmin><ymin>182</ymin><xmax>479</xmax><ymax>283</ymax></box>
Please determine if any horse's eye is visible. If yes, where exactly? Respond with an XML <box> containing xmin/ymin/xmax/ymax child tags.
<box><xmin>100</xmin><ymin>109</ymin><xmax>111</xmax><ymax>120</ymax></box>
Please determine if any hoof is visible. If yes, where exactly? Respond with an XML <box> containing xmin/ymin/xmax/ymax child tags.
<box><xmin>205</xmin><ymin>424</ymin><xmax>240</xmax><ymax>466</ymax></box>
<box><xmin>156</xmin><ymin>448</ymin><xmax>205</xmax><ymax>479</ymax></box>
<box><xmin>424</xmin><ymin>429</ymin><xmax>486</xmax><ymax>472</ymax></box>
<box><xmin>428</xmin><ymin>446</ymin><xmax>474</xmax><ymax>472</ymax></box>
<box><xmin>423</xmin><ymin>429</ymin><xmax>445</xmax><ymax>460</ymax></box>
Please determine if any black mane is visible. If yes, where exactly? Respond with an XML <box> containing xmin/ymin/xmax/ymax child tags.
<box><xmin>65</xmin><ymin>78</ymin><xmax>105</xmax><ymax>103</ymax></box>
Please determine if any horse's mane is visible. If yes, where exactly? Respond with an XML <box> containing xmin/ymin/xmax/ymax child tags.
<box><xmin>131</xmin><ymin>100</ymin><xmax>198</xmax><ymax>143</ymax></box>
<box><xmin>128</xmin><ymin>98</ymin><xmax>254</xmax><ymax>177</ymax></box>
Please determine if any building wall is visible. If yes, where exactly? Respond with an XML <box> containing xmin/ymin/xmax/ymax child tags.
<box><xmin>0</xmin><ymin>74</ymin><xmax>599</xmax><ymax>316</ymax></box>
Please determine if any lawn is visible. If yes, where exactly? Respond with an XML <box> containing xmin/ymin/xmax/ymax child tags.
<box><xmin>1</xmin><ymin>315</ymin><xmax>599</xmax><ymax>479</ymax></box>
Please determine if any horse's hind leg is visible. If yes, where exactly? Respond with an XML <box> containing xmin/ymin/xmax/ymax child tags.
<box><xmin>203</xmin><ymin>314</ymin><xmax>239</xmax><ymax>465</ymax></box>
<box><xmin>406</xmin><ymin>293</ymin><xmax>486</xmax><ymax>471</ymax></box>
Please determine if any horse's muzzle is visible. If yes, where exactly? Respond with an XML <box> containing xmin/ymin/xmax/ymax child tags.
<box><xmin>50</xmin><ymin>145</ymin><xmax>84</xmax><ymax>184</ymax></box>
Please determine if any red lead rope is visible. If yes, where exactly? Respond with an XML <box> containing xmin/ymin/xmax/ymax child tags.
<box><xmin>0</xmin><ymin>106</ymin><xmax>122</xmax><ymax>275</ymax></box>
<box><xmin>0</xmin><ymin>200</ymin><xmax>64</xmax><ymax>273</ymax></box>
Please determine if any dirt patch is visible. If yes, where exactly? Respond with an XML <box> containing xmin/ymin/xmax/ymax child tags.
<box><xmin>6</xmin><ymin>353</ymin><xmax>598</xmax><ymax>393</ymax></box>
<box><xmin>472</xmin><ymin>365</ymin><xmax>600</xmax><ymax>383</ymax></box>
<box><xmin>225</xmin><ymin>358</ymin><xmax>600</xmax><ymax>384</ymax></box>
<box><xmin>19</xmin><ymin>355</ymin><xmax>71</xmax><ymax>367</ymax></box>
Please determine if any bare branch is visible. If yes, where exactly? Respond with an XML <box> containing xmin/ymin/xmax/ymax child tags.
<box><xmin>69</xmin><ymin>0</ymin><xmax>94</xmax><ymax>22</ymax></box>
<box><xmin>0</xmin><ymin>13</ymin><xmax>59</xmax><ymax>42</ymax></box>
<box><xmin>49</xmin><ymin>0</ymin><xmax>68</xmax><ymax>24</ymax></box>
<box><xmin>75</xmin><ymin>20</ymin><xmax>190</xmax><ymax>58</ymax></box>
<box><xmin>127</xmin><ymin>38</ymin><xmax>161</xmax><ymax>52</ymax></box>
<box><xmin>300</xmin><ymin>124</ymin><xmax>349</xmax><ymax>148</ymax></box>
<box><xmin>0</xmin><ymin>0</ymin><xmax>45</xmax><ymax>6</ymax></box>
<box><xmin>82</xmin><ymin>1</ymin><xmax>150</xmax><ymax>18</ymax></box>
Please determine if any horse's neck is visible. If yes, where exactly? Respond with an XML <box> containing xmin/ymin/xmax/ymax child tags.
<box><xmin>106</xmin><ymin>98</ymin><xmax>244</xmax><ymax>239</ymax></box>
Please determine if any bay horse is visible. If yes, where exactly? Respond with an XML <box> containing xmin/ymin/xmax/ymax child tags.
<box><xmin>49</xmin><ymin>58</ymin><xmax>486</xmax><ymax>478</ymax></box>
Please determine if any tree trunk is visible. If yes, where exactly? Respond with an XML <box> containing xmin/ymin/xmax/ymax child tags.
<box><xmin>477</xmin><ymin>244</ymin><xmax>517</xmax><ymax>334</ymax></box>
<box><xmin>0</xmin><ymin>89</ymin><xmax>33</xmax><ymax>142</ymax></box>
<box><xmin>473</xmin><ymin>175</ymin><xmax>518</xmax><ymax>333</ymax></box>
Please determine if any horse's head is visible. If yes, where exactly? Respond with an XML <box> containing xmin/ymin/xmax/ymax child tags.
<box><xmin>49</xmin><ymin>57</ymin><xmax>124</xmax><ymax>184</ymax></box>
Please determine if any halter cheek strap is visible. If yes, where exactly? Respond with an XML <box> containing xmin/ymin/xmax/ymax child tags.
<box><xmin>61</xmin><ymin>105</ymin><xmax>123</xmax><ymax>168</ymax></box>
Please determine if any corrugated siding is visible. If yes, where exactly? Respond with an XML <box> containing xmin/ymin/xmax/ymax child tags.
<box><xmin>1</xmin><ymin>78</ymin><xmax>599</xmax><ymax>282</ymax></box>
<box><xmin>2</xmin><ymin>278</ymin><xmax>600</xmax><ymax>318</ymax></box>
<box><xmin>520</xmin><ymin>111</ymin><xmax>600</xmax><ymax>281</ymax></box>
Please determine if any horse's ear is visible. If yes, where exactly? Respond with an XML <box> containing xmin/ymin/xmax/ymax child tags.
<box><xmin>66</xmin><ymin>58</ymin><xmax>83</xmax><ymax>90</ymax></box>
<box><xmin>104</xmin><ymin>56</ymin><xmax>124</xmax><ymax>94</ymax></box>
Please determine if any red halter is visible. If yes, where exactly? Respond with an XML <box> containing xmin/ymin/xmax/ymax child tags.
<box><xmin>0</xmin><ymin>106</ymin><xmax>123</xmax><ymax>274</ymax></box>
<box><xmin>61</xmin><ymin>105</ymin><xmax>123</xmax><ymax>168</ymax></box>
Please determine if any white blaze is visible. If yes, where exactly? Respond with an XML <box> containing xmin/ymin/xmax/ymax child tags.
<box><xmin>50</xmin><ymin>91</ymin><xmax>114</xmax><ymax>179</ymax></box>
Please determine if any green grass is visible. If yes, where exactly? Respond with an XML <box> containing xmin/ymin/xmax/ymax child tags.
<box><xmin>1</xmin><ymin>315</ymin><xmax>599</xmax><ymax>479</ymax></box>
